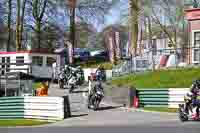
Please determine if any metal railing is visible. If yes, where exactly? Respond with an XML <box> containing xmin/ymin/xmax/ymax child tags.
<box><xmin>112</xmin><ymin>46</ymin><xmax>200</xmax><ymax>77</ymax></box>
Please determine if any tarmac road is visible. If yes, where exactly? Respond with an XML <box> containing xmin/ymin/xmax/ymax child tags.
<box><xmin>1</xmin><ymin>84</ymin><xmax>200</xmax><ymax>133</ymax></box>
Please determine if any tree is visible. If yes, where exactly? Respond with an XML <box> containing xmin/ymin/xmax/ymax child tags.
<box><xmin>16</xmin><ymin>0</ymin><xmax>27</xmax><ymax>51</ymax></box>
<box><xmin>193</xmin><ymin>0</ymin><xmax>199</xmax><ymax>7</ymax></box>
<box><xmin>32</xmin><ymin>0</ymin><xmax>48</xmax><ymax>50</ymax></box>
<box><xmin>7</xmin><ymin>0</ymin><xmax>12</xmax><ymax>51</ymax></box>
<box><xmin>75</xmin><ymin>22</ymin><xmax>96</xmax><ymax>48</ymax></box>
<box><xmin>129</xmin><ymin>0</ymin><xmax>139</xmax><ymax>57</ymax></box>
<box><xmin>56</xmin><ymin>0</ymin><xmax>119</xmax><ymax>63</ymax></box>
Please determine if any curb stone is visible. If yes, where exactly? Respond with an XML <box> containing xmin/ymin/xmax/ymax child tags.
<box><xmin>122</xmin><ymin>107</ymin><xmax>177</xmax><ymax>115</ymax></box>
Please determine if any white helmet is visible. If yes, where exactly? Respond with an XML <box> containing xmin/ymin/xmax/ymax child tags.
<box><xmin>187</xmin><ymin>92</ymin><xmax>193</xmax><ymax>97</ymax></box>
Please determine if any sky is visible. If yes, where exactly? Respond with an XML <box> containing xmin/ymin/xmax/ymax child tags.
<box><xmin>98</xmin><ymin>0</ymin><xmax>128</xmax><ymax>31</ymax></box>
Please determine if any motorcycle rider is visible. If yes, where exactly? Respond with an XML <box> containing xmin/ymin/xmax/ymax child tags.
<box><xmin>186</xmin><ymin>80</ymin><xmax>200</xmax><ymax>119</ymax></box>
<box><xmin>88</xmin><ymin>81</ymin><xmax>104</xmax><ymax>108</ymax></box>
<box><xmin>184</xmin><ymin>92</ymin><xmax>193</xmax><ymax>115</ymax></box>
<box><xmin>95</xmin><ymin>65</ymin><xmax>105</xmax><ymax>81</ymax></box>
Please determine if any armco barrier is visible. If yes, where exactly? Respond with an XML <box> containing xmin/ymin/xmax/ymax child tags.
<box><xmin>0</xmin><ymin>96</ymin><xmax>67</xmax><ymax>120</ymax></box>
<box><xmin>137</xmin><ymin>88</ymin><xmax>189</xmax><ymax>108</ymax></box>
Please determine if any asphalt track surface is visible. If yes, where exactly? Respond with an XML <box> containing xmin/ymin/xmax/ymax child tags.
<box><xmin>1</xmin><ymin>84</ymin><xmax>200</xmax><ymax>133</ymax></box>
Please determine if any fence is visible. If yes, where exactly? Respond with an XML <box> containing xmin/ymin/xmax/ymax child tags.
<box><xmin>137</xmin><ymin>88</ymin><xmax>189</xmax><ymax>108</ymax></box>
<box><xmin>112</xmin><ymin>46</ymin><xmax>200</xmax><ymax>77</ymax></box>
<box><xmin>83</xmin><ymin>68</ymin><xmax>112</xmax><ymax>81</ymax></box>
<box><xmin>0</xmin><ymin>96</ymin><xmax>69</xmax><ymax>120</ymax></box>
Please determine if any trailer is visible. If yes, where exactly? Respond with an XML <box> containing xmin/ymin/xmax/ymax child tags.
<box><xmin>0</xmin><ymin>50</ymin><xmax>61</xmax><ymax>79</ymax></box>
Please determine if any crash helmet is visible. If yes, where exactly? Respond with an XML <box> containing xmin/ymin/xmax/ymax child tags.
<box><xmin>193</xmin><ymin>79</ymin><xmax>200</xmax><ymax>89</ymax></box>
<box><xmin>186</xmin><ymin>92</ymin><xmax>193</xmax><ymax>97</ymax></box>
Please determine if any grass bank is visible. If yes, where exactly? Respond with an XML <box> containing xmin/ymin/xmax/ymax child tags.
<box><xmin>111</xmin><ymin>68</ymin><xmax>200</xmax><ymax>88</ymax></box>
<box><xmin>143</xmin><ymin>107</ymin><xmax>178</xmax><ymax>113</ymax></box>
<box><xmin>0</xmin><ymin>119</ymin><xmax>49</xmax><ymax>127</ymax></box>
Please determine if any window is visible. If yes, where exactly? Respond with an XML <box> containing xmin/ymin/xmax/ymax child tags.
<box><xmin>193</xmin><ymin>49</ymin><xmax>200</xmax><ymax>62</ymax></box>
<box><xmin>136</xmin><ymin>60</ymin><xmax>148</xmax><ymax>68</ymax></box>
<box><xmin>16</xmin><ymin>56</ymin><xmax>24</xmax><ymax>66</ymax></box>
<box><xmin>46</xmin><ymin>57</ymin><xmax>56</xmax><ymax>67</ymax></box>
<box><xmin>32</xmin><ymin>56</ymin><xmax>43</xmax><ymax>66</ymax></box>
<box><xmin>194</xmin><ymin>32</ymin><xmax>200</xmax><ymax>47</ymax></box>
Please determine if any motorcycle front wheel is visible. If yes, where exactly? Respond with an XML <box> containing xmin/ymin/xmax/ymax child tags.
<box><xmin>58</xmin><ymin>80</ymin><xmax>64</xmax><ymax>89</ymax></box>
<box><xmin>93</xmin><ymin>100</ymin><xmax>100</xmax><ymax>111</ymax></box>
<box><xmin>178</xmin><ymin>108</ymin><xmax>188</xmax><ymax>122</ymax></box>
<box><xmin>69</xmin><ymin>85</ymin><xmax>74</xmax><ymax>93</ymax></box>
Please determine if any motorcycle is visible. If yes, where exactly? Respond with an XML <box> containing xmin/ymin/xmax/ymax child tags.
<box><xmin>178</xmin><ymin>98</ymin><xmax>200</xmax><ymax>122</ymax></box>
<box><xmin>58</xmin><ymin>68</ymin><xmax>66</xmax><ymax>89</ymax></box>
<box><xmin>67</xmin><ymin>72</ymin><xmax>77</xmax><ymax>93</ymax></box>
<box><xmin>58</xmin><ymin>66</ymin><xmax>84</xmax><ymax>90</ymax></box>
<box><xmin>88</xmin><ymin>89</ymin><xmax>104</xmax><ymax>111</ymax></box>
<box><xmin>73</xmin><ymin>67</ymin><xmax>85</xmax><ymax>85</ymax></box>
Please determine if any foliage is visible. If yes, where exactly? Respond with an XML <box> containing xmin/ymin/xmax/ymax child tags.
<box><xmin>143</xmin><ymin>107</ymin><xmax>177</xmax><ymax>113</ymax></box>
<box><xmin>33</xmin><ymin>82</ymin><xmax>42</xmax><ymax>90</ymax></box>
<box><xmin>76</xmin><ymin>61</ymin><xmax>114</xmax><ymax>69</ymax></box>
<box><xmin>111</xmin><ymin>68</ymin><xmax>200</xmax><ymax>88</ymax></box>
<box><xmin>0</xmin><ymin>119</ymin><xmax>49</xmax><ymax>126</ymax></box>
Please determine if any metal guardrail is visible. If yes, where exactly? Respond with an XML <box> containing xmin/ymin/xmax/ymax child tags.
<box><xmin>137</xmin><ymin>88</ymin><xmax>189</xmax><ymax>108</ymax></box>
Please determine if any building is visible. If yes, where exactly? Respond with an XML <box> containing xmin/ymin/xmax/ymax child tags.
<box><xmin>185</xmin><ymin>8</ymin><xmax>200</xmax><ymax>64</ymax></box>
<box><xmin>0</xmin><ymin>49</ymin><xmax>60</xmax><ymax>79</ymax></box>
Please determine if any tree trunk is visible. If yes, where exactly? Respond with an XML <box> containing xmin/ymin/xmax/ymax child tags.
<box><xmin>36</xmin><ymin>20</ymin><xmax>41</xmax><ymax>50</ymax></box>
<box><xmin>147</xmin><ymin>17</ymin><xmax>155</xmax><ymax>71</ymax></box>
<box><xmin>32</xmin><ymin>0</ymin><xmax>48</xmax><ymax>50</ymax></box>
<box><xmin>69</xmin><ymin>6</ymin><xmax>76</xmax><ymax>64</ymax></box>
<box><xmin>129</xmin><ymin>0</ymin><xmax>139</xmax><ymax>57</ymax></box>
<box><xmin>19</xmin><ymin>0</ymin><xmax>27</xmax><ymax>50</ymax></box>
<box><xmin>7</xmin><ymin>0</ymin><xmax>12</xmax><ymax>52</ymax></box>
<box><xmin>16</xmin><ymin>0</ymin><xmax>21</xmax><ymax>51</ymax></box>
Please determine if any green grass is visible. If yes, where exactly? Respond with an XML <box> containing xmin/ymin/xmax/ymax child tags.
<box><xmin>79</xmin><ymin>61</ymin><xmax>114</xmax><ymax>69</ymax></box>
<box><xmin>0</xmin><ymin>119</ymin><xmax>49</xmax><ymax>127</ymax></box>
<box><xmin>143</xmin><ymin>107</ymin><xmax>178</xmax><ymax>113</ymax></box>
<box><xmin>111</xmin><ymin>68</ymin><xmax>200</xmax><ymax>88</ymax></box>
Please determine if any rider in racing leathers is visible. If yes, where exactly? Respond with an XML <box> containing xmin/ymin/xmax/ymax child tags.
<box><xmin>188</xmin><ymin>80</ymin><xmax>200</xmax><ymax>119</ymax></box>
<box><xmin>88</xmin><ymin>81</ymin><xmax>104</xmax><ymax>108</ymax></box>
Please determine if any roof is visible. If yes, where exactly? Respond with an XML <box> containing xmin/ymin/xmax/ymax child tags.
<box><xmin>5</xmin><ymin>72</ymin><xmax>35</xmax><ymax>80</ymax></box>
<box><xmin>185</xmin><ymin>8</ymin><xmax>200</xmax><ymax>12</ymax></box>
<box><xmin>185</xmin><ymin>8</ymin><xmax>200</xmax><ymax>21</ymax></box>
<box><xmin>0</xmin><ymin>48</ymin><xmax>57</xmax><ymax>55</ymax></box>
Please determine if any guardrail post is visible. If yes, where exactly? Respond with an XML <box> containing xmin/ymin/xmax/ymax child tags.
<box><xmin>63</xmin><ymin>96</ymin><xmax>71</xmax><ymax>118</ymax></box>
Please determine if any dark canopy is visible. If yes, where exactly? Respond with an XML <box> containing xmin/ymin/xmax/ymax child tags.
<box><xmin>5</xmin><ymin>72</ymin><xmax>35</xmax><ymax>80</ymax></box>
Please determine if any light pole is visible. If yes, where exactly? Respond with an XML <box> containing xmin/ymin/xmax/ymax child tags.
<box><xmin>67</xmin><ymin>0</ymin><xmax>76</xmax><ymax>64</ymax></box>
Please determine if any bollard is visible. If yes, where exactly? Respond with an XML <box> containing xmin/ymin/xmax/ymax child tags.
<box><xmin>63</xmin><ymin>96</ymin><xmax>71</xmax><ymax>118</ymax></box>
